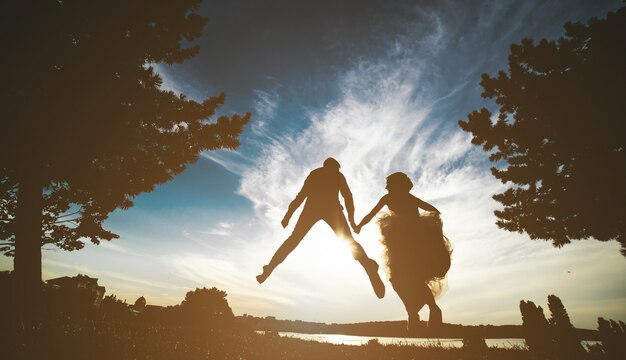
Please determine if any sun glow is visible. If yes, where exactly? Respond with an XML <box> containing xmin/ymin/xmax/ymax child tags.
<box><xmin>283</xmin><ymin>224</ymin><xmax>364</xmax><ymax>274</ymax></box>
<box><xmin>267</xmin><ymin>216</ymin><xmax>389</xmax><ymax>293</ymax></box>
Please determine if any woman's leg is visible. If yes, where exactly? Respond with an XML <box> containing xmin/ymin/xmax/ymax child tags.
<box><xmin>420</xmin><ymin>283</ymin><xmax>442</xmax><ymax>326</ymax></box>
<box><xmin>391</xmin><ymin>278</ymin><xmax>426</xmax><ymax>332</ymax></box>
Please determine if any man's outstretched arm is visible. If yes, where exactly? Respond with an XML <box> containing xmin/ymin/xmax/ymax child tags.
<box><xmin>281</xmin><ymin>174</ymin><xmax>310</xmax><ymax>227</ymax></box>
<box><xmin>339</xmin><ymin>173</ymin><xmax>356</xmax><ymax>228</ymax></box>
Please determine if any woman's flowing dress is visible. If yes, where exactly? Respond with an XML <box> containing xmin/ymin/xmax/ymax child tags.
<box><xmin>378</xmin><ymin>211</ymin><xmax>452</xmax><ymax>297</ymax></box>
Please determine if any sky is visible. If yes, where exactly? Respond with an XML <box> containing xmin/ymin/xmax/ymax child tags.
<box><xmin>3</xmin><ymin>0</ymin><xmax>625</xmax><ymax>329</ymax></box>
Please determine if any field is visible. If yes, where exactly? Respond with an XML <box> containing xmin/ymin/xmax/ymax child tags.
<box><xmin>3</xmin><ymin>317</ymin><xmax>533</xmax><ymax>360</ymax></box>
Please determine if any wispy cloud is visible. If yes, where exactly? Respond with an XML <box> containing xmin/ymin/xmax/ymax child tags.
<box><xmin>200</xmin><ymin>222</ymin><xmax>234</xmax><ymax>236</ymax></box>
<box><xmin>201</xmin><ymin>150</ymin><xmax>252</xmax><ymax>176</ymax></box>
<box><xmin>30</xmin><ymin>1</ymin><xmax>626</xmax><ymax>328</ymax></box>
<box><xmin>230</xmin><ymin>15</ymin><xmax>626</xmax><ymax>326</ymax></box>
<box><xmin>252</xmin><ymin>88</ymin><xmax>281</xmax><ymax>137</ymax></box>
<box><xmin>151</xmin><ymin>63</ymin><xmax>213</xmax><ymax>102</ymax></box>
<box><xmin>228</xmin><ymin>24</ymin><xmax>502</xmax><ymax>323</ymax></box>
<box><xmin>98</xmin><ymin>240</ymin><xmax>138</xmax><ymax>256</ymax></box>
<box><xmin>43</xmin><ymin>258</ymin><xmax>98</xmax><ymax>278</ymax></box>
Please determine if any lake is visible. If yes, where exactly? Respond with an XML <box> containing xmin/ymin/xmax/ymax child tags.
<box><xmin>267</xmin><ymin>331</ymin><xmax>601</xmax><ymax>349</ymax></box>
<box><xmin>270</xmin><ymin>331</ymin><xmax>527</xmax><ymax>348</ymax></box>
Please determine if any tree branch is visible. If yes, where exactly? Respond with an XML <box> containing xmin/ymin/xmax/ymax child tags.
<box><xmin>56</xmin><ymin>209</ymin><xmax>83</xmax><ymax>219</ymax></box>
<box><xmin>0</xmin><ymin>182</ymin><xmax>18</xmax><ymax>191</ymax></box>
<box><xmin>54</xmin><ymin>217</ymin><xmax>82</xmax><ymax>224</ymax></box>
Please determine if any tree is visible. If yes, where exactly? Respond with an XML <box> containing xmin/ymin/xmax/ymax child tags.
<box><xmin>179</xmin><ymin>287</ymin><xmax>234</xmax><ymax>328</ymax></box>
<box><xmin>459</xmin><ymin>6</ymin><xmax>625</xmax><ymax>256</ymax></box>
<box><xmin>597</xmin><ymin>317</ymin><xmax>626</xmax><ymax>358</ymax></box>
<box><xmin>0</xmin><ymin>0</ymin><xmax>250</xmax><ymax>318</ymax></box>
<box><xmin>133</xmin><ymin>296</ymin><xmax>147</xmax><ymax>312</ymax></box>
<box><xmin>101</xmin><ymin>294</ymin><xmax>131</xmax><ymax>320</ymax></box>
<box><xmin>519</xmin><ymin>300</ymin><xmax>551</xmax><ymax>357</ymax></box>
<box><xmin>547</xmin><ymin>295</ymin><xmax>584</xmax><ymax>357</ymax></box>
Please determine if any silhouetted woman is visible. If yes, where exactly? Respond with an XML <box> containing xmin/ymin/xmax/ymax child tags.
<box><xmin>354</xmin><ymin>172</ymin><xmax>452</xmax><ymax>331</ymax></box>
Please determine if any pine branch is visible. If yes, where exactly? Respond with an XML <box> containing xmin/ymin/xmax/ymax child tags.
<box><xmin>54</xmin><ymin>218</ymin><xmax>82</xmax><ymax>224</ymax></box>
<box><xmin>56</xmin><ymin>209</ymin><xmax>83</xmax><ymax>219</ymax></box>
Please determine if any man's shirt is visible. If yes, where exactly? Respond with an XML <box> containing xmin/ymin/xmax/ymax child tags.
<box><xmin>292</xmin><ymin>167</ymin><xmax>354</xmax><ymax>214</ymax></box>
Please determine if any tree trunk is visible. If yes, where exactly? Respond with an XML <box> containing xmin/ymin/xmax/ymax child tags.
<box><xmin>14</xmin><ymin>175</ymin><xmax>44</xmax><ymax>323</ymax></box>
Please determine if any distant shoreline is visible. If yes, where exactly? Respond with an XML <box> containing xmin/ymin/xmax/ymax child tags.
<box><xmin>239</xmin><ymin>316</ymin><xmax>600</xmax><ymax>340</ymax></box>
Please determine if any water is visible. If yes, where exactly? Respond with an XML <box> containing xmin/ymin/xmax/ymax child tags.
<box><xmin>268</xmin><ymin>331</ymin><xmax>527</xmax><ymax>348</ymax></box>
<box><xmin>267</xmin><ymin>332</ymin><xmax>602</xmax><ymax>349</ymax></box>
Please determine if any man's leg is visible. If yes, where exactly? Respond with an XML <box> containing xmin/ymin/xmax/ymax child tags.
<box><xmin>257</xmin><ymin>213</ymin><xmax>318</xmax><ymax>284</ymax></box>
<box><xmin>324</xmin><ymin>211</ymin><xmax>385</xmax><ymax>298</ymax></box>
<box><xmin>323</xmin><ymin>210</ymin><xmax>368</xmax><ymax>260</ymax></box>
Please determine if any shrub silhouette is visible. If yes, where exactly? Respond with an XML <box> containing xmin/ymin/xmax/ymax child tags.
<box><xmin>597</xmin><ymin>317</ymin><xmax>626</xmax><ymax>359</ymax></box>
<box><xmin>100</xmin><ymin>295</ymin><xmax>130</xmax><ymax>321</ymax></box>
<box><xmin>132</xmin><ymin>296</ymin><xmax>146</xmax><ymax>312</ymax></box>
<box><xmin>547</xmin><ymin>295</ymin><xmax>584</xmax><ymax>357</ymax></box>
<box><xmin>462</xmin><ymin>332</ymin><xmax>488</xmax><ymax>360</ymax></box>
<box><xmin>520</xmin><ymin>300</ymin><xmax>552</xmax><ymax>358</ymax></box>
<box><xmin>520</xmin><ymin>295</ymin><xmax>591</xmax><ymax>359</ymax></box>
<box><xmin>179</xmin><ymin>287</ymin><xmax>234</xmax><ymax>329</ymax></box>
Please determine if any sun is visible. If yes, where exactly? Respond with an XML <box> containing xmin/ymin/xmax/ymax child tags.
<box><xmin>284</xmin><ymin>221</ymin><xmax>387</xmax><ymax>284</ymax></box>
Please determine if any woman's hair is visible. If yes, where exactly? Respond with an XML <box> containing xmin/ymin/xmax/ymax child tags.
<box><xmin>386</xmin><ymin>172</ymin><xmax>413</xmax><ymax>192</ymax></box>
<box><xmin>323</xmin><ymin>157</ymin><xmax>340</xmax><ymax>170</ymax></box>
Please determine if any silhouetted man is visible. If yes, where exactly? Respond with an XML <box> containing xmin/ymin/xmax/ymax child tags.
<box><xmin>256</xmin><ymin>157</ymin><xmax>385</xmax><ymax>299</ymax></box>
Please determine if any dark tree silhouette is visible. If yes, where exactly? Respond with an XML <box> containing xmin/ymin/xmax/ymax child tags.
<box><xmin>547</xmin><ymin>295</ymin><xmax>584</xmax><ymax>358</ymax></box>
<box><xmin>459</xmin><ymin>6</ymin><xmax>625</xmax><ymax>256</ymax></box>
<box><xmin>520</xmin><ymin>300</ymin><xmax>551</xmax><ymax>357</ymax></box>
<box><xmin>521</xmin><ymin>295</ymin><xmax>591</xmax><ymax>358</ymax></box>
<box><xmin>0</xmin><ymin>0</ymin><xmax>250</xmax><ymax>318</ymax></box>
<box><xmin>133</xmin><ymin>296</ymin><xmax>147</xmax><ymax>312</ymax></box>
<box><xmin>180</xmin><ymin>287</ymin><xmax>234</xmax><ymax>328</ymax></box>
<box><xmin>100</xmin><ymin>295</ymin><xmax>130</xmax><ymax>321</ymax></box>
<box><xmin>597</xmin><ymin>317</ymin><xmax>626</xmax><ymax>359</ymax></box>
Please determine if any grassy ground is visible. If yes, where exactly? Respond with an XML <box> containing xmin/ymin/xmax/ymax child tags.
<box><xmin>1</xmin><ymin>316</ymin><xmax>542</xmax><ymax>360</ymax></box>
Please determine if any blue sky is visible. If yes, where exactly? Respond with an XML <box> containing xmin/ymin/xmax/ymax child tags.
<box><xmin>3</xmin><ymin>0</ymin><xmax>625</xmax><ymax>329</ymax></box>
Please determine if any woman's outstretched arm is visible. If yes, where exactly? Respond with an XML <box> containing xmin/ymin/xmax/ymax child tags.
<box><xmin>354</xmin><ymin>195</ymin><xmax>388</xmax><ymax>234</ymax></box>
<box><xmin>414</xmin><ymin>196</ymin><xmax>440</xmax><ymax>214</ymax></box>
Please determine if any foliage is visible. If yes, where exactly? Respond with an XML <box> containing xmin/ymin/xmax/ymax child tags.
<box><xmin>101</xmin><ymin>294</ymin><xmax>131</xmax><ymax>321</ymax></box>
<box><xmin>458</xmin><ymin>6</ymin><xmax>625</xmax><ymax>255</ymax></box>
<box><xmin>547</xmin><ymin>295</ymin><xmax>585</xmax><ymax>357</ymax></box>
<box><xmin>133</xmin><ymin>295</ymin><xmax>146</xmax><ymax>310</ymax></box>
<box><xmin>0</xmin><ymin>0</ymin><xmax>250</xmax><ymax>256</ymax></box>
<box><xmin>0</xmin><ymin>319</ymin><xmax>534</xmax><ymax>360</ymax></box>
<box><xmin>463</xmin><ymin>333</ymin><xmax>488</xmax><ymax>360</ymax></box>
<box><xmin>519</xmin><ymin>300</ymin><xmax>551</xmax><ymax>357</ymax></box>
<box><xmin>520</xmin><ymin>295</ymin><xmax>592</xmax><ymax>359</ymax></box>
<box><xmin>0</xmin><ymin>1</ymin><xmax>250</xmax><ymax>319</ymax></box>
<box><xmin>365</xmin><ymin>338</ymin><xmax>382</xmax><ymax>347</ymax></box>
<box><xmin>44</xmin><ymin>284</ymin><xmax>99</xmax><ymax>318</ymax></box>
<box><xmin>179</xmin><ymin>287</ymin><xmax>235</xmax><ymax>329</ymax></box>
<box><xmin>0</xmin><ymin>180</ymin><xmax>16</xmax><ymax>255</ymax></box>
<box><xmin>2</xmin><ymin>282</ymin><xmax>615</xmax><ymax>359</ymax></box>
<box><xmin>597</xmin><ymin>317</ymin><xmax>626</xmax><ymax>359</ymax></box>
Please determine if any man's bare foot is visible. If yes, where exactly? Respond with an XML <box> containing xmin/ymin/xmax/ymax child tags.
<box><xmin>364</xmin><ymin>259</ymin><xmax>385</xmax><ymax>299</ymax></box>
<box><xmin>256</xmin><ymin>266</ymin><xmax>271</xmax><ymax>284</ymax></box>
